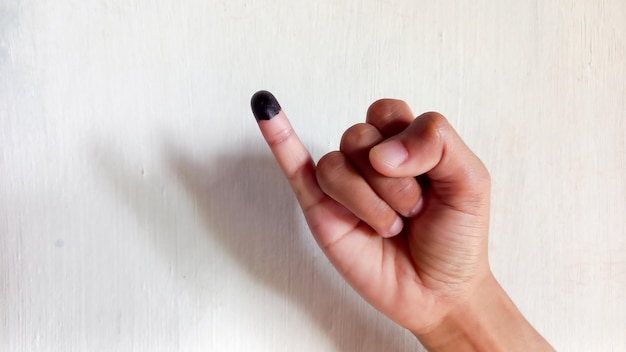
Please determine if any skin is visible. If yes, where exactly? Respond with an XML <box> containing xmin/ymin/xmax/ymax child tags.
<box><xmin>255</xmin><ymin>99</ymin><xmax>554</xmax><ymax>351</ymax></box>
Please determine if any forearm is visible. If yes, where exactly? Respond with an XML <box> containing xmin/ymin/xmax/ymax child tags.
<box><xmin>414</xmin><ymin>274</ymin><xmax>554</xmax><ymax>352</ymax></box>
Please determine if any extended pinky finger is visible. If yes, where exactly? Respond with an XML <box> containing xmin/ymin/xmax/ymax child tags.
<box><xmin>251</xmin><ymin>90</ymin><xmax>325</xmax><ymax>211</ymax></box>
<box><xmin>251</xmin><ymin>90</ymin><xmax>362</xmax><ymax>247</ymax></box>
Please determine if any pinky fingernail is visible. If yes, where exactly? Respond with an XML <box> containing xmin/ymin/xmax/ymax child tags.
<box><xmin>389</xmin><ymin>217</ymin><xmax>404</xmax><ymax>236</ymax></box>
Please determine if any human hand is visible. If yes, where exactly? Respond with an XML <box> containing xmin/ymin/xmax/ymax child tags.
<box><xmin>251</xmin><ymin>91</ymin><xmax>553</xmax><ymax>351</ymax></box>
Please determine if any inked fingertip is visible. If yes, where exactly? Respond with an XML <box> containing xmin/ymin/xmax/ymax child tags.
<box><xmin>251</xmin><ymin>90</ymin><xmax>282</xmax><ymax>121</ymax></box>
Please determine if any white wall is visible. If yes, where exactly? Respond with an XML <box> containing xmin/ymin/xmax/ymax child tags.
<box><xmin>1</xmin><ymin>0</ymin><xmax>625</xmax><ymax>351</ymax></box>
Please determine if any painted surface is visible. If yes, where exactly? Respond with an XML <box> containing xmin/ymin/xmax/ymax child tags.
<box><xmin>1</xmin><ymin>0</ymin><xmax>624</xmax><ymax>351</ymax></box>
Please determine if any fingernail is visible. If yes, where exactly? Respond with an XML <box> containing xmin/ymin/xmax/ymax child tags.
<box><xmin>372</xmin><ymin>141</ymin><xmax>408</xmax><ymax>168</ymax></box>
<box><xmin>388</xmin><ymin>216</ymin><xmax>404</xmax><ymax>237</ymax></box>
<box><xmin>408</xmin><ymin>197</ymin><xmax>424</xmax><ymax>217</ymax></box>
<box><xmin>251</xmin><ymin>90</ymin><xmax>282</xmax><ymax>121</ymax></box>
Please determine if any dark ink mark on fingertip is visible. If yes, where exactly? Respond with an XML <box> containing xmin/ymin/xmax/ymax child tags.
<box><xmin>251</xmin><ymin>90</ymin><xmax>282</xmax><ymax>121</ymax></box>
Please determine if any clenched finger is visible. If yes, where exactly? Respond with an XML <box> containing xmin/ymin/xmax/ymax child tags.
<box><xmin>340</xmin><ymin>123</ymin><xmax>423</xmax><ymax>217</ymax></box>
<box><xmin>317</xmin><ymin>151</ymin><xmax>404</xmax><ymax>238</ymax></box>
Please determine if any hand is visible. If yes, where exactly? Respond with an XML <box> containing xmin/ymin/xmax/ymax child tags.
<box><xmin>314</xmin><ymin>99</ymin><xmax>493</xmax><ymax>332</ymax></box>
<box><xmin>251</xmin><ymin>91</ymin><xmax>553</xmax><ymax>351</ymax></box>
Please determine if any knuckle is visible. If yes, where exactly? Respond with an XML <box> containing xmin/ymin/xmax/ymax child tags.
<box><xmin>316</xmin><ymin>152</ymin><xmax>347</xmax><ymax>186</ymax></box>
<box><xmin>340</xmin><ymin>123</ymin><xmax>380</xmax><ymax>151</ymax></box>
<box><xmin>366</xmin><ymin>99</ymin><xmax>410</xmax><ymax>123</ymax></box>
<box><xmin>367</xmin><ymin>99</ymin><xmax>395</xmax><ymax>116</ymax></box>
<box><xmin>367</xmin><ymin>98</ymin><xmax>408</xmax><ymax>115</ymax></box>
<box><xmin>419</xmin><ymin>112</ymin><xmax>450</xmax><ymax>142</ymax></box>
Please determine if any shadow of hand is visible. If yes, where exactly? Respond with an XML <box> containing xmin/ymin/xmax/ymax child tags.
<box><xmin>168</xmin><ymin>147</ymin><xmax>421</xmax><ymax>352</ymax></box>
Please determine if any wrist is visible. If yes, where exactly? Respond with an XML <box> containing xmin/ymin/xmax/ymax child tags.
<box><xmin>413</xmin><ymin>273</ymin><xmax>554</xmax><ymax>352</ymax></box>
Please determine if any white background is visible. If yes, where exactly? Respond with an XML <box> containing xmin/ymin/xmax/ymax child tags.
<box><xmin>1</xmin><ymin>0</ymin><xmax>625</xmax><ymax>351</ymax></box>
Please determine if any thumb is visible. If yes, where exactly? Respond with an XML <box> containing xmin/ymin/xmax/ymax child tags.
<box><xmin>369</xmin><ymin>112</ymin><xmax>490</xmax><ymax>212</ymax></box>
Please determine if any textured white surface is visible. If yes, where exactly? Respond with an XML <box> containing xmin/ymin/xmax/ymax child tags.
<box><xmin>1</xmin><ymin>0</ymin><xmax>625</xmax><ymax>351</ymax></box>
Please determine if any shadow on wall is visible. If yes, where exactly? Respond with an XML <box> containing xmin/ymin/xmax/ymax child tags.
<box><xmin>167</xmin><ymin>146</ymin><xmax>423</xmax><ymax>352</ymax></box>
